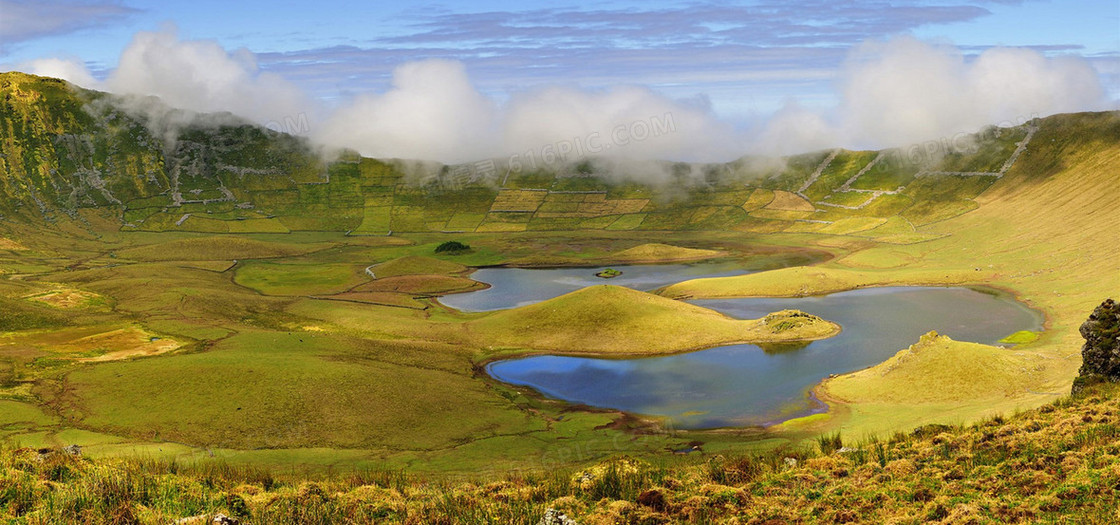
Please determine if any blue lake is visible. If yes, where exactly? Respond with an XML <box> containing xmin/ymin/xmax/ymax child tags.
<box><xmin>448</xmin><ymin>266</ymin><xmax>1043</xmax><ymax>428</ymax></box>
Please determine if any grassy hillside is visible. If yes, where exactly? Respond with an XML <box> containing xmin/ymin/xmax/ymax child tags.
<box><xmin>1</xmin><ymin>71</ymin><xmax>1061</xmax><ymax>240</ymax></box>
<box><xmin>469</xmin><ymin>285</ymin><xmax>839</xmax><ymax>356</ymax></box>
<box><xmin>0</xmin><ymin>72</ymin><xmax>328</xmax><ymax>226</ymax></box>
<box><xmin>826</xmin><ymin>331</ymin><xmax>1036</xmax><ymax>403</ymax></box>
<box><xmin>2</xmin><ymin>383</ymin><xmax>1117</xmax><ymax>523</ymax></box>
<box><xmin>819</xmin><ymin>331</ymin><xmax>1041</xmax><ymax>436</ymax></box>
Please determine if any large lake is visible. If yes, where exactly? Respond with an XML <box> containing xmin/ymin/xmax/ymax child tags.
<box><xmin>447</xmin><ymin>266</ymin><xmax>1043</xmax><ymax>428</ymax></box>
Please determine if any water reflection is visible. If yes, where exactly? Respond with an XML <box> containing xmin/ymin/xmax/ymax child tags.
<box><xmin>487</xmin><ymin>286</ymin><xmax>1042</xmax><ymax>428</ymax></box>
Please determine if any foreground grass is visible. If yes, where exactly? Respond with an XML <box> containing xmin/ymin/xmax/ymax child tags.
<box><xmin>2</xmin><ymin>384</ymin><xmax>1117</xmax><ymax>524</ymax></box>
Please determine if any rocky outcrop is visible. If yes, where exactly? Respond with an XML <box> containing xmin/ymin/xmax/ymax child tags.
<box><xmin>1073</xmin><ymin>298</ymin><xmax>1120</xmax><ymax>394</ymax></box>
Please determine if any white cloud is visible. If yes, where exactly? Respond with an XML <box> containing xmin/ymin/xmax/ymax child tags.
<box><xmin>753</xmin><ymin>101</ymin><xmax>836</xmax><ymax>155</ymax></box>
<box><xmin>315</xmin><ymin>60</ymin><xmax>497</xmax><ymax>163</ymax></box>
<box><xmin>501</xmin><ymin>86</ymin><xmax>739</xmax><ymax>162</ymax></box>
<box><xmin>282</xmin><ymin>36</ymin><xmax>1114</xmax><ymax>163</ymax></box>
<box><xmin>819</xmin><ymin>36</ymin><xmax>1107</xmax><ymax>150</ymax></box>
<box><xmin>9</xmin><ymin>29</ymin><xmax>1110</xmax><ymax>169</ymax></box>
<box><xmin>104</xmin><ymin>27</ymin><xmax>312</xmax><ymax>126</ymax></box>
<box><xmin>314</xmin><ymin>61</ymin><xmax>742</xmax><ymax>164</ymax></box>
<box><xmin>17</xmin><ymin>57</ymin><xmax>97</xmax><ymax>88</ymax></box>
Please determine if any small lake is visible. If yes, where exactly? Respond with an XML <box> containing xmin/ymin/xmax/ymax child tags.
<box><xmin>439</xmin><ymin>261</ymin><xmax>750</xmax><ymax>312</ymax></box>
<box><xmin>455</xmin><ymin>266</ymin><xmax>1043</xmax><ymax>429</ymax></box>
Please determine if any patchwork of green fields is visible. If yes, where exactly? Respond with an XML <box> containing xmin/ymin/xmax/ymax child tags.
<box><xmin>108</xmin><ymin>129</ymin><xmax>1025</xmax><ymax>245</ymax></box>
<box><xmin>0</xmin><ymin>71</ymin><xmax>1040</xmax><ymax>248</ymax></box>
<box><xmin>0</xmin><ymin>222</ymin><xmax>839</xmax><ymax>472</ymax></box>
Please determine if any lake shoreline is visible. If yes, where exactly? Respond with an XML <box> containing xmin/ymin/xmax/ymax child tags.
<box><xmin>465</xmin><ymin>268</ymin><xmax>1041</xmax><ymax>432</ymax></box>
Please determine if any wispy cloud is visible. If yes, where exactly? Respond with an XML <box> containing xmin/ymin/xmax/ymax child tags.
<box><xmin>0</xmin><ymin>0</ymin><xmax>138</xmax><ymax>51</ymax></box>
<box><xmin>383</xmin><ymin>2</ymin><xmax>993</xmax><ymax>48</ymax></box>
<box><xmin>251</xmin><ymin>1</ymin><xmax>1015</xmax><ymax>112</ymax></box>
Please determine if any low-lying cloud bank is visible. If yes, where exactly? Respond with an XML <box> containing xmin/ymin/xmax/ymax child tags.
<box><xmin>15</xmin><ymin>28</ymin><xmax>1111</xmax><ymax>165</ymax></box>
<box><xmin>758</xmin><ymin>37</ymin><xmax>1109</xmax><ymax>154</ymax></box>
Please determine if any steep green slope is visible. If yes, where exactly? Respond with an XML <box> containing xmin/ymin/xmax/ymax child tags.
<box><xmin>1</xmin><ymin>72</ymin><xmax>1074</xmax><ymax>240</ymax></box>
<box><xmin>0</xmin><ymin>72</ymin><xmax>166</xmax><ymax>220</ymax></box>
<box><xmin>0</xmin><ymin>72</ymin><xmax>352</xmax><ymax>231</ymax></box>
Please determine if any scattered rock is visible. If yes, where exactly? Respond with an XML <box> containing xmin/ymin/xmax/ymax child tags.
<box><xmin>571</xmin><ymin>471</ymin><xmax>595</xmax><ymax>489</ymax></box>
<box><xmin>537</xmin><ymin>507</ymin><xmax>579</xmax><ymax>525</ymax></box>
<box><xmin>35</xmin><ymin>445</ymin><xmax>81</xmax><ymax>460</ymax></box>
<box><xmin>1072</xmin><ymin>298</ymin><xmax>1119</xmax><ymax>394</ymax></box>
<box><xmin>173</xmin><ymin>515</ymin><xmax>238</xmax><ymax>525</ymax></box>
<box><xmin>783</xmin><ymin>457</ymin><xmax>798</xmax><ymax>468</ymax></box>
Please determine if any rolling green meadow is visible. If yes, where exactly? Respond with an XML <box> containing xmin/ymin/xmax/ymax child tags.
<box><xmin>0</xmin><ymin>72</ymin><xmax>1118</xmax><ymax>522</ymax></box>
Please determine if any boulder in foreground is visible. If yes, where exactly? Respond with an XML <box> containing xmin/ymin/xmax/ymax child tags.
<box><xmin>1073</xmin><ymin>298</ymin><xmax>1120</xmax><ymax>394</ymax></box>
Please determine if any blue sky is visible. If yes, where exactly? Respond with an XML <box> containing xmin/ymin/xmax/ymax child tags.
<box><xmin>2</xmin><ymin>0</ymin><xmax>1117</xmax><ymax>121</ymax></box>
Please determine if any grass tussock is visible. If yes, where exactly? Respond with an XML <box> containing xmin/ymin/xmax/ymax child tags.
<box><xmin>2</xmin><ymin>384</ymin><xmax>1118</xmax><ymax>523</ymax></box>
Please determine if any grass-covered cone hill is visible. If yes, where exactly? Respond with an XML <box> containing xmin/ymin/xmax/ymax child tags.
<box><xmin>469</xmin><ymin>285</ymin><xmax>839</xmax><ymax>356</ymax></box>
